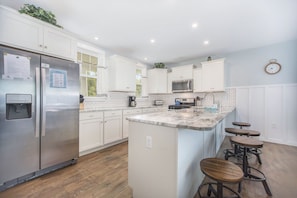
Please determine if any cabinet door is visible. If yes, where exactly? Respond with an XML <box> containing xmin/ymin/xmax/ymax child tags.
<box><xmin>109</xmin><ymin>55</ymin><xmax>136</xmax><ymax>92</ymax></box>
<box><xmin>148</xmin><ymin>69</ymin><xmax>168</xmax><ymax>93</ymax></box>
<box><xmin>79</xmin><ymin>118</ymin><xmax>104</xmax><ymax>152</ymax></box>
<box><xmin>43</xmin><ymin>27</ymin><xmax>76</xmax><ymax>60</ymax></box>
<box><xmin>170</xmin><ymin>65</ymin><xmax>193</xmax><ymax>81</ymax></box>
<box><xmin>193</xmin><ymin>67</ymin><xmax>202</xmax><ymax>92</ymax></box>
<box><xmin>104</xmin><ymin>112</ymin><xmax>123</xmax><ymax>144</ymax></box>
<box><xmin>0</xmin><ymin>8</ymin><xmax>43</xmax><ymax>52</ymax></box>
<box><xmin>203</xmin><ymin>129</ymin><xmax>216</xmax><ymax>158</ymax></box>
<box><xmin>97</xmin><ymin>67</ymin><xmax>109</xmax><ymax>93</ymax></box>
<box><xmin>201</xmin><ymin>59</ymin><xmax>224</xmax><ymax>92</ymax></box>
<box><xmin>215</xmin><ymin>121</ymin><xmax>223</xmax><ymax>153</ymax></box>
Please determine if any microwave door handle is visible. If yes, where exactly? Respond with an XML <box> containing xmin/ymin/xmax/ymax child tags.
<box><xmin>35</xmin><ymin>67</ymin><xmax>40</xmax><ymax>137</ymax></box>
<box><xmin>188</xmin><ymin>80</ymin><xmax>190</xmax><ymax>89</ymax></box>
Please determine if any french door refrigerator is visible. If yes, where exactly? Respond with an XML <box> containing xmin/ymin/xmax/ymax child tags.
<box><xmin>0</xmin><ymin>45</ymin><xmax>79</xmax><ymax>190</ymax></box>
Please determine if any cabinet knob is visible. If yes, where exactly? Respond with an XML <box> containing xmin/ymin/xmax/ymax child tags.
<box><xmin>39</xmin><ymin>44</ymin><xmax>43</xmax><ymax>48</ymax></box>
<box><xmin>44</xmin><ymin>46</ymin><xmax>47</xmax><ymax>49</ymax></box>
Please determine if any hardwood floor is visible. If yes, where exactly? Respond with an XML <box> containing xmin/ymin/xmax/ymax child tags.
<box><xmin>1</xmin><ymin>137</ymin><xmax>297</xmax><ymax>198</ymax></box>
<box><xmin>0</xmin><ymin>142</ymin><xmax>131</xmax><ymax>198</ymax></box>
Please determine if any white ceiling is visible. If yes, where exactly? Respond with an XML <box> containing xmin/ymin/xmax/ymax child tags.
<box><xmin>1</xmin><ymin>0</ymin><xmax>297</xmax><ymax>65</ymax></box>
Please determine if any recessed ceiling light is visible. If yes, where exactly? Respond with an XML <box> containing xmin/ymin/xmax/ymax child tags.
<box><xmin>192</xmin><ymin>23</ymin><xmax>198</xmax><ymax>28</ymax></box>
<box><xmin>150</xmin><ymin>39</ymin><xmax>155</xmax><ymax>43</ymax></box>
<box><xmin>204</xmin><ymin>40</ymin><xmax>209</xmax><ymax>45</ymax></box>
<box><xmin>144</xmin><ymin>57</ymin><xmax>148</xmax><ymax>61</ymax></box>
<box><xmin>94</xmin><ymin>37</ymin><xmax>99</xmax><ymax>40</ymax></box>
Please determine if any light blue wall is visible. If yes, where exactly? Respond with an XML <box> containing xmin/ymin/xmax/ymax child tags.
<box><xmin>169</xmin><ymin>39</ymin><xmax>297</xmax><ymax>87</ymax></box>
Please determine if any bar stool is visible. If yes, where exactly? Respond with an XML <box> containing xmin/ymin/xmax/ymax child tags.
<box><xmin>230</xmin><ymin>136</ymin><xmax>272</xmax><ymax>196</ymax></box>
<box><xmin>232</xmin><ymin>122</ymin><xmax>251</xmax><ymax>129</ymax></box>
<box><xmin>224</xmin><ymin>128</ymin><xmax>249</xmax><ymax>160</ymax></box>
<box><xmin>224</xmin><ymin>128</ymin><xmax>262</xmax><ymax>164</ymax></box>
<box><xmin>246</xmin><ymin>130</ymin><xmax>262</xmax><ymax>165</ymax></box>
<box><xmin>198</xmin><ymin>158</ymin><xmax>243</xmax><ymax>198</ymax></box>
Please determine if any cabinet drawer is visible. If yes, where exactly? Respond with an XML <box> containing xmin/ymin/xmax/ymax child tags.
<box><xmin>123</xmin><ymin>109</ymin><xmax>142</xmax><ymax>115</ymax></box>
<box><xmin>80</xmin><ymin>111</ymin><xmax>103</xmax><ymax>120</ymax></box>
<box><xmin>104</xmin><ymin>110</ymin><xmax>122</xmax><ymax>117</ymax></box>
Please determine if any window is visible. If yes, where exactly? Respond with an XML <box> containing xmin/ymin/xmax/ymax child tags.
<box><xmin>77</xmin><ymin>51</ymin><xmax>98</xmax><ymax>96</ymax></box>
<box><xmin>135</xmin><ymin>64</ymin><xmax>148</xmax><ymax>98</ymax></box>
<box><xmin>136</xmin><ymin>68</ymin><xmax>142</xmax><ymax>97</ymax></box>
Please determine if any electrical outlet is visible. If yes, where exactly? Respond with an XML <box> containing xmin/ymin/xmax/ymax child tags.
<box><xmin>146</xmin><ymin>136</ymin><xmax>152</xmax><ymax>148</ymax></box>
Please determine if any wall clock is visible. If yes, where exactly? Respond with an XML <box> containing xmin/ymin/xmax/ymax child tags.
<box><xmin>264</xmin><ymin>59</ymin><xmax>281</xmax><ymax>74</ymax></box>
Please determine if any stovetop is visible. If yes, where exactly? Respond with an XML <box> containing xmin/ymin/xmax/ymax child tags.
<box><xmin>168</xmin><ymin>105</ymin><xmax>192</xmax><ymax>109</ymax></box>
<box><xmin>168</xmin><ymin>98</ymin><xmax>196</xmax><ymax>109</ymax></box>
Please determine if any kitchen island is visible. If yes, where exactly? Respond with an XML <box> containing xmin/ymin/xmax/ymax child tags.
<box><xmin>127</xmin><ymin>108</ymin><xmax>235</xmax><ymax>198</ymax></box>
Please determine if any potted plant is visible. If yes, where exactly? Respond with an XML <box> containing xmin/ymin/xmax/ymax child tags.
<box><xmin>19</xmin><ymin>4</ymin><xmax>62</xmax><ymax>28</ymax></box>
<box><xmin>153</xmin><ymin>62</ymin><xmax>166</xmax><ymax>69</ymax></box>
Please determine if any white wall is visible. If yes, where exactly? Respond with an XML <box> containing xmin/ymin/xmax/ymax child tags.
<box><xmin>225</xmin><ymin>39</ymin><xmax>297</xmax><ymax>87</ymax></box>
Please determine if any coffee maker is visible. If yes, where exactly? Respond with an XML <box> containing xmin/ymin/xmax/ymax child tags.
<box><xmin>128</xmin><ymin>96</ymin><xmax>137</xmax><ymax>107</ymax></box>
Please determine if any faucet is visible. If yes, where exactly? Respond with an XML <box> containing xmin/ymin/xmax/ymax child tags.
<box><xmin>203</xmin><ymin>92</ymin><xmax>215</xmax><ymax>105</ymax></box>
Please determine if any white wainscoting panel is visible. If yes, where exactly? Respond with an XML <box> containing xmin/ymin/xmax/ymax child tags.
<box><xmin>284</xmin><ymin>84</ymin><xmax>297</xmax><ymax>146</ymax></box>
<box><xmin>265</xmin><ymin>85</ymin><xmax>284</xmax><ymax>143</ymax></box>
<box><xmin>234</xmin><ymin>84</ymin><xmax>297</xmax><ymax>146</ymax></box>
<box><xmin>250</xmin><ymin>87</ymin><xmax>265</xmax><ymax>137</ymax></box>
<box><xmin>235</xmin><ymin>88</ymin><xmax>250</xmax><ymax>121</ymax></box>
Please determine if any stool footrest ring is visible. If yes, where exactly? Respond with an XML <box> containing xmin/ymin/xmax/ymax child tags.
<box><xmin>243</xmin><ymin>166</ymin><xmax>272</xmax><ymax>196</ymax></box>
<box><xmin>198</xmin><ymin>182</ymin><xmax>241</xmax><ymax>198</ymax></box>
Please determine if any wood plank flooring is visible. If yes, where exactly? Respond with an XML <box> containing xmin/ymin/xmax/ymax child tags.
<box><xmin>1</xmin><ymin>137</ymin><xmax>297</xmax><ymax>198</ymax></box>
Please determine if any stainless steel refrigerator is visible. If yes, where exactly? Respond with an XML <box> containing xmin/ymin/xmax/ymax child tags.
<box><xmin>0</xmin><ymin>45</ymin><xmax>79</xmax><ymax>190</ymax></box>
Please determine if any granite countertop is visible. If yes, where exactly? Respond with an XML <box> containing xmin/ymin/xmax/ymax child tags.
<box><xmin>126</xmin><ymin>107</ymin><xmax>235</xmax><ymax>130</ymax></box>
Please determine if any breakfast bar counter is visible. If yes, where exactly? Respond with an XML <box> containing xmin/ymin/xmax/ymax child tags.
<box><xmin>127</xmin><ymin>108</ymin><xmax>235</xmax><ymax>198</ymax></box>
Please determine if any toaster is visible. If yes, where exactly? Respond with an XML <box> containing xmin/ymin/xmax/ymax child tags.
<box><xmin>154</xmin><ymin>100</ymin><xmax>164</xmax><ymax>106</ymax></box>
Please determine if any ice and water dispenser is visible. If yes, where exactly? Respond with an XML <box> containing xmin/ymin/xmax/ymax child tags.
<box><xmin>6</xmin><ymin>94</ymin><xmax>32</xmax><ymax>120</ymax></box>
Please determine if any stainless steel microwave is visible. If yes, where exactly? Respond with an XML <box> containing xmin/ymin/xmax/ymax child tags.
<box><xmin>172</xmin><ymin>79</ymin><xmax>193</xmax><ymax>93</ymax></box>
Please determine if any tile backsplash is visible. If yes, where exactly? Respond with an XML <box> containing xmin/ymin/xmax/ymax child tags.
<box><xmin>82</xmin><ymin>88</ymin><xmax>236</xmax><ymax>110</ymax></box>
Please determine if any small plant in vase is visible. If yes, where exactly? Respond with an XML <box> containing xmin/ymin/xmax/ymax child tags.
<box><xmin>19</xmin><ymin>4</ymin><xmax>63</xmax><ymax>28</ymax></box>
<box><xmin>154</xmin><ymin>62</ymin><xmax>166</xmax><ymax>69</ymax></box>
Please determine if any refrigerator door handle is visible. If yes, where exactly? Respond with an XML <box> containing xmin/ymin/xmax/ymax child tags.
<box><xmin>35</xmin><ymin>67</ymin><xmax>40</xmax><ymax>137</ymax></box>
<box><xmin>41</xmin><ymin>68</ymin><xmax>46</xmax><ymax>136</ymax></box>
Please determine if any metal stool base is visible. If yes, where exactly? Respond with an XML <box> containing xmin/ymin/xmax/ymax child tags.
<box><xmin>198</xmin><ymin>182</ymin><xmax>241</xmax><ymax>198</ymax></box>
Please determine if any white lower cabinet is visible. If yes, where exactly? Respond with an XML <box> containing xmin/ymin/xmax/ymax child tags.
<box><xmin>215</xmin><ymin>120</ymin><xmax>224</xmax><ymax>153</ymax></box>
<box><xmin>123</xmin><ymin>109</ymin><xmax>142</xmax><ymax>138</ymax></box>
<box><xmin>203</xmin><ymin>128</ymin><xmax>216</xmax><ymax>158</ymax></box>
<box><xmin>103</xmin><ymin>110</ymin><xmax>123</xmax><ymax>144</ymax></box>
<box><xmin>79</xmin><ymin>112</ymin><xmax>104</xmax><ymax>155</ymax></box>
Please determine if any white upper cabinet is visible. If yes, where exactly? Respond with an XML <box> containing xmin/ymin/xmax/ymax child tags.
<box><xmin>201</xmin><ymin>58</ymin><xmax>225</xmax><ymax>92</ymax></box>
<box><xmin>193</xmin><ymin>67</ymin><xmax>203</xmax><ymax>92</ymax></box>
<box><xmin>43</xmin><ymin>27</ymin><xmax>77</xmax><ymax>60</ymax></box>
<box><xmin>0</xmin><ymin>6</ymin><xmax>77</xmax><ymax>61</ymax></box>
<box><xmin>170</xmin><ymin>65</ymin><xmax>194</xmax><ymax>80</ymax></box>
<box><xmin>108</xmin><ymin>55</ymin><xmax>136</xmax><ymax>92</ymax></box>
<box><xmin>167</xmin><ymin>64</ymin><xmax>194</xmax><ymax>93</ymax></box>
<box><xmin>148</xmin><ymin>68</ymin><xmax>168</xmax><ymax>94</ymax></box>
<box><xmin>194</xmin><ymin>58</ymin><xmax>225</xmax><ymax>92</ymax></box>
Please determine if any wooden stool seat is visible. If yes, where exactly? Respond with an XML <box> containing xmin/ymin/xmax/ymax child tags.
<box><xmin>232</xmin><ymin>122</ymin><xmax>251</xmax><ymax>129</ymax></box>
<box><xmin>230</xmin><ymin>136</ymin><xmax>263</xmax><ymax>149</ymax></box>
<box><xmin>225</xmin><ymin>128</ymin><xmax>249</xmax><ymax>136</ymax></box>
<box><xmin>200</xmin><ymin>158</ymin><xmax>243</xmax><ymax>183</ymax></box>
<box><xmin>247</xmin><ymin>130</ymin><xmax>260</xmax><ymax>136</ymax></box>
<box><xmin>198</xmin><ymin>158</ymin><xmax>243</xmax><ymax>198</ymax></box>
